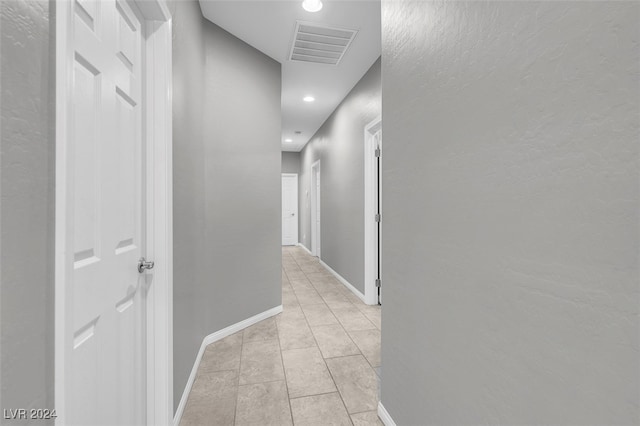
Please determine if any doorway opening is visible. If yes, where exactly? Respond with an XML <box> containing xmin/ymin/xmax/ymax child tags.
<box><xmin>364</xmin><ymin>117</ymin><xmax>382</xmax><ymax>305</ymax></box>
<box><xmin>282</xmin><ymin>173</ymin><xmax>299</xmax><ymax>245</ymax></box>
<box><xmin>310</xmin><ymin>160</ymin><xmax>321</xmax><ymax>258</ymax></box>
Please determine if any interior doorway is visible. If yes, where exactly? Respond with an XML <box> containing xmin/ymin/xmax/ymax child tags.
<box><xmin>310</xmin><ymin>160</ymin><xmax>321</xmax><ymax>258</ymax></box>
<box><xmin>282</xmin><ymin>173</ymin><xmax>299</xmax><ymax>245</ymax></box>
<box><xmin>364</xmin><ymin>117</ymin><xmax>382</xmax><ymax>305</ymax></box>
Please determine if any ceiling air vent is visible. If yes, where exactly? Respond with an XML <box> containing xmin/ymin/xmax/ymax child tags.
<box><xmin>289</xmin><ymin>21</ymin><xmax>358</xmax><ymax>66</ymax></box>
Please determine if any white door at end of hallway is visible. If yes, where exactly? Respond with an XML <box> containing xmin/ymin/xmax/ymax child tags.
<box><xmin>61</xmin><ymin>0</ymin><xmax>147</xmax><ymax>424</ymax></box>
<box><xmin>282</xmin><ymin>174</ymin><xmax>299</xmax><ymax>246</ymax></box>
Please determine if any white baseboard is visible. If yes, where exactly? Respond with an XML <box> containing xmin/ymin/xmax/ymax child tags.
<box><xmin>318</xmin><ymin>259</ymin><xmax>365</xmax><ymax>303</ymax></box>
<box><xmin>297</xmin><ymin>242</ymin><xmax>313</xmax><ymax>256</ymax></box>
<box><xmin>173</xmin><ymin>305</ymin><xmax>283</xmax><ymax>425</ymax></box>
<box><xmin>378</xmin><ymin>402</ymin><xmax>397</xmax><ymax>426</ymax></box>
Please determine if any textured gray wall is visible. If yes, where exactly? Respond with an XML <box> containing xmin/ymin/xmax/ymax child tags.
<box><xmin>169</xmin><ymin>1</ymin><xmax>206</xmax><ymax>411</ymax></box>
<box><xmin>380</xmin><ymin>1</ymin><xmax>639</xmax><ymax>424</ymax></box>
<box><xmin>281</xmin><ymin>151</ymin><xmax>300</xmax><ymax>174</ymax></box>
<box><xmin>0</xmin><ymin>0</ymin><xmax>55</xmax><ymax>422</ymax></box>
<box><xmin>299</xmin><ymin>59</ymin><xmax>380</xmax><ymax>294</ymax></box>
<box><xmin>170</xmin><ymin>0</ymin><xmax>282</xmax><ymax>412</ymax></box>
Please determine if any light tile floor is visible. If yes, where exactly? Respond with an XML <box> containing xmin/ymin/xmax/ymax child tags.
<box><xmin>180</xmin><ymin>246</ymin><xmax>383</xmax><ymax>426</ymax></box>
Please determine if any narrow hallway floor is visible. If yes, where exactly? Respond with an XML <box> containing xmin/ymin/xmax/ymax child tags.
<box><xmin>180</xmin><ymin>245</ymin><xmax>383</xmax><ymax>425</ymax></box>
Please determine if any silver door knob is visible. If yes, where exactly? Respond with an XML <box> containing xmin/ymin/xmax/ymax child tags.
<box><xmin>291</xmin><ymin>213</ymin><xmax>295</xmax><ymax>216</ymax></box>
<box><xmin>138</xmin><ymin>257</ymin><xmax>155</xmax><ymax>273</ymax></box>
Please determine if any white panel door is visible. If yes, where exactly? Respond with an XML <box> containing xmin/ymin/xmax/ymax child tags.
<box><xmin>282</xmin><ymin>174</ymin><xmax>299</xmax><ymax>246</ymax></box>
<box><xmin>66</xmin><ymin>0</ymin><xmax>145</xmax><ymax>424</ymax></box>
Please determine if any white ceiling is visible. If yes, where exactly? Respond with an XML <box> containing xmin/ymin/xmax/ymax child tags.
<box><xmin>199</xmin><ymin>0</ymin><xmax>381</xmax><ymax>152</ymax></box>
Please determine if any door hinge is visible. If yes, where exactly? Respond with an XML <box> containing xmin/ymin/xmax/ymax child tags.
<box><xmin>375</xmin><ymin>147</ymin><xmax>381</xmax><ymax>158</ymax></box>
<box><xmin>375</xmin><ymin>279</ymin><xmax>381</xmax><ymax>288</ymax></box>
<box><xmin>375</xmin><ymin>213</ymin><xmax>381</xmax><ymax>223</ymax></box>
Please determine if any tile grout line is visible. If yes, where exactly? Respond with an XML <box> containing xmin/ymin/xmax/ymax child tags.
<box><xmin>287</xmin><ymin>389</ymin><xmax>348</xmax><ymax>401</ymax></box>
<box><xmin>314</xmin><ymin>305</ymin><xmax>365</xmax><ymax>360</ymax></box>
<box><xmin>236</xmin><ymin>377</ymin><xmax>292</xmax><ymax>387</ymax></box>
<box><xmin>233</xmin><ymin>330</ymin><xmax>246</xmax><ymax>425</ymax></box>
<box><xmin>350</xmin><ymin>409</ymin><xmax>381</xmax><ymax>416</ymax></box>
<box><xmin>282</xmin><ymin>253</ymin><xmax>297</xmax><ymax>285</ymax></box>
<box><xmin>345</xmin><ymin>328</ymin><xmax>381</xmax><ymax>371</ymax></box>
<box><xmin>323</xmin><ymin>353</ymin><xmax>366</xmax><ymax>361</ymax></box>
<box><xmin>279</xmin><ymin>251</ymin><xmax>304</xmax><ymax>424</ymax></box>
<box><xmin>274</xmin><ymin>299</ymin><xmax>296</xmax><ymax>425</ymax></box>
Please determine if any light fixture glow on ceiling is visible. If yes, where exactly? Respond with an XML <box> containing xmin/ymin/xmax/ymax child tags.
<box><xmin>284</xmin><ymin>138</ymin><xmax>293</xmax><ymax>143</ymax></box>
<box><xmin>302</xmin><ymin>0</ymin><xmax>323</xmax><ymax>13</ymax></box>
<box><xmin>303</xmin><ymin>96</ymin><xmax>315</xmax><ymax>102</ymax></box>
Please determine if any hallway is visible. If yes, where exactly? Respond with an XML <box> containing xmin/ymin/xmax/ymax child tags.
<box><xmin>1</xmin><ymin>0</ymin><xmax>637</xmax><ymax>423</ymax></box>
<box><xmin>179</xmin><ymin>246</ymin><xmax>382</xmax><ymax>425</ymax></box>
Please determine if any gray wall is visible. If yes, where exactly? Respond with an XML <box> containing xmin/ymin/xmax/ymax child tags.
<box><xmin>300</xmin><ymin>59</ymin><xmax>381</xmax><ymax>294</ymax></box>
<box><xmin>170</xmin><ymin>0</ymin><xmax>282</xmax><ymax>412</ymax></box>
<box><xmin>281</xmin><ymin>151</ymin><xmax>300</xmax><ymax>174</ymax></box>
<box><xmin>0</xmin><ymin>0</ymin><xmax>55</xmax><ymax>422</ymax></box>
<box><xmin>380</xmin><ymin>1</ymin><xmax>639</xmax><ymax>424</ymax></box>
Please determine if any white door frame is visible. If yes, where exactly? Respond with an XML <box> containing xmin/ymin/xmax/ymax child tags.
<box><xmin>55</xmin><ymin>1</ymin><xmax>173</xmax><ymax>424</ymax></box>
<box><xmin>282</xmin><ymin>173</ymin><xmax>299</xmax><ymax>246</ymax></box>
<box><xmin>364</xmin><ymin>117</ymin><xmax>381</xmax><ymax>305</ymax></box>
<box><xmin>310</xmin><ymin>160</ymin><xmax>321</xmax><ymax>258</ymax></box>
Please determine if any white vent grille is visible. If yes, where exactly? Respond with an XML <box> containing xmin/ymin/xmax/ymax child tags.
<box><xmin>289</xmin><ymin>21</ymin><xmax>358</xmax><ymax>66</ymax></box>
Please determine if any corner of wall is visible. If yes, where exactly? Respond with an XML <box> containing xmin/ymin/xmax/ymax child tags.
<box><xmin>173</xmin><ymin>305</ymin><xmax>283</xmax><ymax>425</ymax></box>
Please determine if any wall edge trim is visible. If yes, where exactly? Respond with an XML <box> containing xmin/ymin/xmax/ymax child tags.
<box><xmin>172</xmin><ymin>304</ymin><xmax>283</xmax><ymax>425</ymax></box>
<box><xmin>319</xmin><ymin>259</ymin><xmax>365</xmax><ymax>303</ymax></box>
<box><xmin>378</xmin><ymin>402</ymin><xmax>397</xmax><ymax>426</ymax></box>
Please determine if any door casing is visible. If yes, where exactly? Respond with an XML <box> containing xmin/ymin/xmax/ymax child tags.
<box><xmin>310</xmin><ymin>160</ymin><xmax>321</xmax><ymax>258</ymax></box>
<box><xmin>364</xmin><ymin>117</ymin><xmax>382</xmax><ymax>305</ymax></box>
<box><xmin>54</xmin><ymin>1</ymin><xmax>173</xmax><ymax>424</ymax></box>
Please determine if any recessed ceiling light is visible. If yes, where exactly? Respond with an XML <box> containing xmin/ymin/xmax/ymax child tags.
<box><xmin>302</xmin><ymin>0</ymin><xmax>322</xmax><ymax>13</ymax></box>
<box><xmin>303</xmin><ymin>96</ymin><xmax>315</xmax><ymax>102</ymax></box>
<box><xmin>284</xmin><ymin>138</ymin><xmax>293</xmax><ymax>143</ymax></box>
